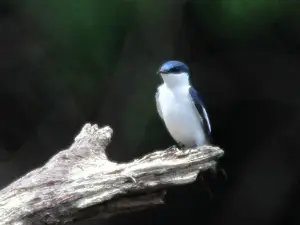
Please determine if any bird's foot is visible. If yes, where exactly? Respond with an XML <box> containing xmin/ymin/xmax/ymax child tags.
<box><xmin>166</xmin><ymin>145</ymin><xmax>182</xmax><ymax>154</ymax></box>
<box><xmin>167</xmin><ymin>145</ymin><xmax>177</xmax><ymax>150</ymax></box>
<box><xmin>177</xmin><ymin>142</ymin><xmax>188</xmax><ymax>150</ymax></box>
<box><xmin>167</xmin><ymin>143</ymin><xmax>195</xmax><ymax>153</ymax></box>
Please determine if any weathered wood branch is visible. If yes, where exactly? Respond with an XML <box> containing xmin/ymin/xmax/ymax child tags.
<box><xmin>0</xmin><ymin>123</ymin><xmax>224</xmax><ymax>225</ymax></box>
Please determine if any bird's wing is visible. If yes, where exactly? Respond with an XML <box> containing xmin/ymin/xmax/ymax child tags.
<box><xmin>188</xmin><ymin>86</ymin><xmax>211</xmax><ymax>136</ymax></box>
<box><xmin>155</xmin><ymin>91</ymin><xmax>163</xmax><ymax>119</ymax></box>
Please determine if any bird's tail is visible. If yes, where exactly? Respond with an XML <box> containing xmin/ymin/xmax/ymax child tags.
<box><xmin>209</xmin><ymin>163</ymin><xmax>227</xmax><ymax>180</ymax></box>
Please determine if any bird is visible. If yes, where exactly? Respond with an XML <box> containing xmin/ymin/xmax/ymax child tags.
<box><xmin>155</xmin><ymin>60</ymin><xmax>211</xmax><ymax>149</ymax></box>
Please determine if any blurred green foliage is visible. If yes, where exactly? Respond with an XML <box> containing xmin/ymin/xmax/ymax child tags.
<box><xmin>190</xmin><ymin>0</ymin><xmax>289</xmax><ymax>39</ymax></box>
<box><xmin>12</xmin><ymin>0</ymin><xmax>299</xmax><ymax>154</ymax></box>
<box><xmin>22</xmin><ymin>0</ymin><xmax>134</xmax><ymax>102</ymax></box>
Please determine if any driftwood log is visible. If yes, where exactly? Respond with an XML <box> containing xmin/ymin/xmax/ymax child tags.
<box><xmin>0</xmin><ymin>123</ymin><xmax>224</xmax><ymax>225</ymax></box>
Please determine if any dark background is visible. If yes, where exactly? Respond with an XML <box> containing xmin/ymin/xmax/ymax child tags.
<box><xmin>0</xmin><ymin>0</ymin><xmax>300</xmax><ymax>225</ymax></box>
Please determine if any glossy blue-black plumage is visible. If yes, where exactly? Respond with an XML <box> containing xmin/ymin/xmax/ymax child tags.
<box><xmin>189</xmin><ymin>87</ymin><xmax>211</xmax><ymax>137</ymax></box>
<box><xmin>158</xmin><ymin>60</ymin><xmax>189</xmax><ymax>74</ymax></box>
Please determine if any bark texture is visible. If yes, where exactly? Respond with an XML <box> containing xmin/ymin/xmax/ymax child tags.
<box><xmin>0</xmin><ymin>123</ymin><xmax>224</xmax><ymax>224</ymax></box>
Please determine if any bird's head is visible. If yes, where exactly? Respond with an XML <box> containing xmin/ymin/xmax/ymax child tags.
<box><xmin>157</xmin><ymin>60</ymin><xmax>190</xmax><ymax>88</ymax></box>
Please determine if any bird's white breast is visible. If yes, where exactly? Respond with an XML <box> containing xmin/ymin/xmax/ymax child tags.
<box><xmin>157</xmin><ymin>84</ymin><xmax>206</xmax><ymax>147</ymax></box>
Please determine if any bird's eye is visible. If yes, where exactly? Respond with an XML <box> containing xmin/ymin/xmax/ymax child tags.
<box><xmin>169</xmin><ymin>67</ymin><xmax>181</xmax><ymax>73</ymax></box>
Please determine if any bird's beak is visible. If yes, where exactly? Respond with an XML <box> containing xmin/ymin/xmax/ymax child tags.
<box><xmin>157</xmin><ymin>69</ymin><xmax>167</xmax><ymax>75</ymax></box>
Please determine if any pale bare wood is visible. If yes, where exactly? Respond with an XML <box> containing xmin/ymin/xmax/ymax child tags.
<box><xmin>0</xmin><ymin>123</ymin><xmax>224</xmax><ymax>224</ymax></box>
